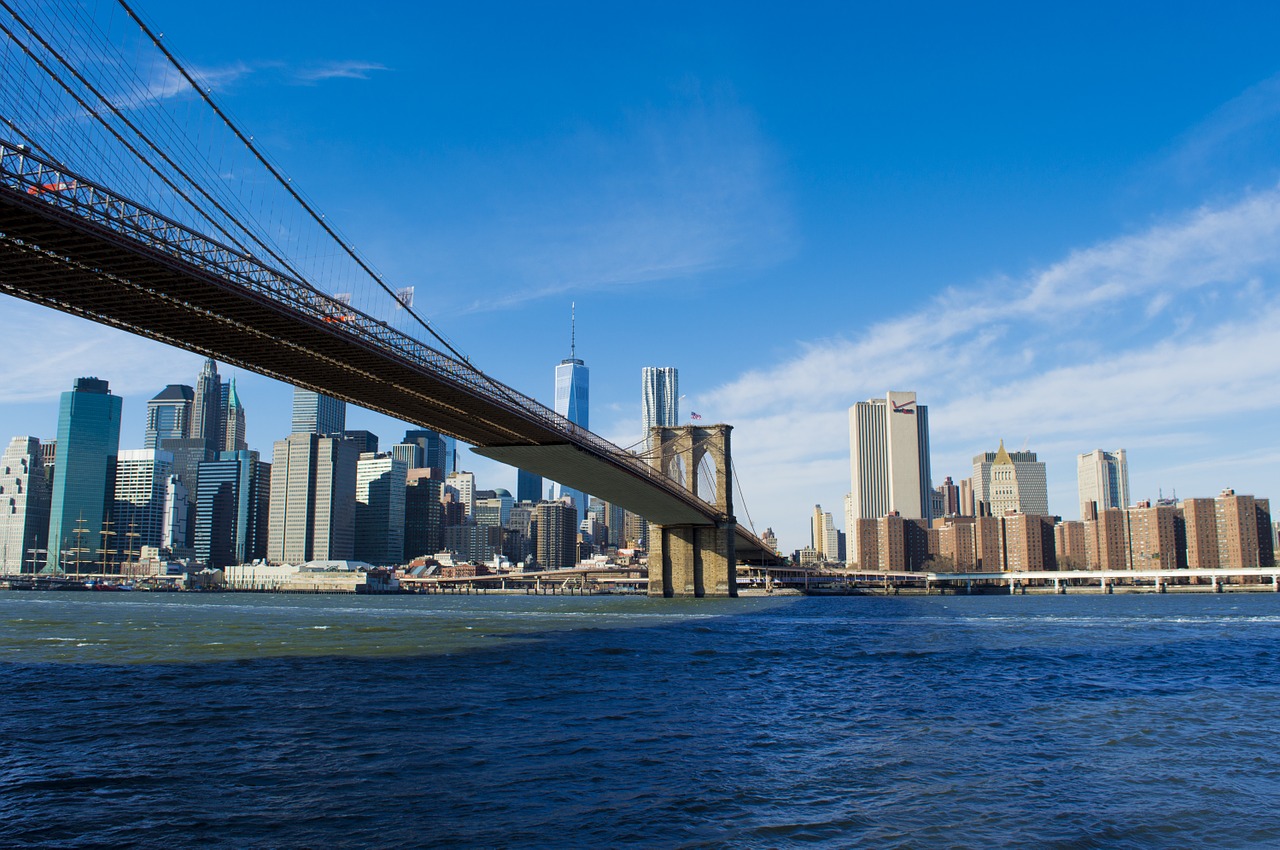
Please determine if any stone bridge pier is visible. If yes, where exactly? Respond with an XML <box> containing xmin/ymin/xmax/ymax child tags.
<box><xmin>648</xmin><ymin>424</ymin><xmax>736</xmax><ymax>597</ymax></box>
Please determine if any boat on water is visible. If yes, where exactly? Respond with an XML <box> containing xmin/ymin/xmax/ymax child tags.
<box><xmin>84</xmin><ymin>581</ymin><xmax>135</xmax><ymax>591</ymax></box>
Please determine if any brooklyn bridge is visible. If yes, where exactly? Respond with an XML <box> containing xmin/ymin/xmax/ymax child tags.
<box><xmin>0</xmin><ymin>0</ymin><xmax>780</xmax><ymax>595</ymax></box>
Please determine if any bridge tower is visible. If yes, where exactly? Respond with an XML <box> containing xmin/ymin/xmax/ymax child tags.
<box><xmin>647</xmin><ymin>424</ymin><xmax>736</xmax><ymax>597</ymax></box>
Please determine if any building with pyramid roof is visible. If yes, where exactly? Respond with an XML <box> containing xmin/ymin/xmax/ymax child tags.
<box><xmin>971</xmin><ymin>440</ymin><xmax>1049</xmax><ymax>516</ymax></box>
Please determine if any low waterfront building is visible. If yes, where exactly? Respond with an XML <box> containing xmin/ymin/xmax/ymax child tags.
<box><xmin>222</xmin><ymin>562</ymin><xmax>300</xmax><ymax>590</ymax></box>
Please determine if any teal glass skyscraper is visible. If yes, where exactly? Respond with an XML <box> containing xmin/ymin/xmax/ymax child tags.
<box><xmin>47</xmin><ymin>377</ymin><xmax>122</xmax><ymax>573</ymax></box>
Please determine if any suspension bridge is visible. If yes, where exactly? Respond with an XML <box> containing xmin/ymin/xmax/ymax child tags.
<box><xmin>0</xmin><ymin>0</ymin><xmax>780</xmax><ymax>594</ymax></box>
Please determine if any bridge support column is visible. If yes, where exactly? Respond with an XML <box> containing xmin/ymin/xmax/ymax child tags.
<box><xmin>649</xmin><ymin>521</ymin><xmax>736</xmax><ymax>598</ymax></box>
<box><xmin>646</xmin><ymin>424</ymin><xmax>737</xmax><ymax>598</ymax></box>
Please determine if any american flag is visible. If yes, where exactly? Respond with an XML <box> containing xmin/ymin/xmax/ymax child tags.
<box><xmin>690</xmin><ymin>411</ymin><xmax>702</xmax><ymax>420</ymax></box>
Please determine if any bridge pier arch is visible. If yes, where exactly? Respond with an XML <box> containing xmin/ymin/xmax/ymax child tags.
<box><xmin>647</xmin><ymin>424</ymin><xmax>737</xmax><ymax>598</ymax></box>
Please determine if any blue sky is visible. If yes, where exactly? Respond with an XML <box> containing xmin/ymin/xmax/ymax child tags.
<box><xmin>4</xmin><ymin>1</ymin><xmax>1280</xmax><ymax>551</ymax></box>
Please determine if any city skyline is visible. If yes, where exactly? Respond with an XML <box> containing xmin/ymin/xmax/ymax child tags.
<box><xmin>3</xmin><ymin>3</ymin><xmax>1280</xmax><ymax>551</ymax></box>
<box><xmin>1</xmin><ymin>353</ymin><xmax>1272</xmax><ymax>556</ymax></box>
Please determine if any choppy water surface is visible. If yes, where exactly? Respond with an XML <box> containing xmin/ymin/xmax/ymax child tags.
<box><xmin>3</xmin><ymin>591</ymin><xmax>1280</xmax><ymax>848</ymax></box>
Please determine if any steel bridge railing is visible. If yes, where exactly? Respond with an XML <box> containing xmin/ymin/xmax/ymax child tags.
<box><xmin>0</xmin><ymin>140</ymin><xmax>735</xmax><ymax>522</ymax></box>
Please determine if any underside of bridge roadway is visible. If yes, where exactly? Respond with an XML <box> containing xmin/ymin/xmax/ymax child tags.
<box><xmin>0</xmin><ymin>184</ymin><xmax>563</xmax><ymax>448</ymax></box>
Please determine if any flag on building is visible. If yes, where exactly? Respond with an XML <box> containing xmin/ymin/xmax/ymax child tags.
<box><xmin>690</xmin><ymin>411</ymin><xmax>702</xmax><ymax>420</ymax></box>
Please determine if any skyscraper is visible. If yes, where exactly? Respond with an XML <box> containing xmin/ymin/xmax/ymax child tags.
<box><xmin>158</xmin><ymin>437</ymin><xmax>212</xmax><ymax>555</ymax></box>
<box><xmin>0</xmin><ymin>436</ymin><xmax>51</xmax><ymax>572</ymax></box>
<box><xmin>191</xmin><ymin>358</ymin><xmax>222</xmax><ymax>451</ymax></box>
<box><xmin>47</xmin><ymin>378</ymin><xmax>122</xmax><ymax>573</ymax></box>
<box><xmin>268</xmin><ymin>433</ymin><xmax>357</xmax><ymax>564</ymax></box>
<box><xmin>113</xmin><ymin>449</ymin><xmax>184</xmax><ymax>559</ymax></box>
<box><xmin>516</xmin><ymin>468</ymin><xmax>543</xmax><ymax>504</ymax></box>
<box><xmin>445</xmin><ymin>470</ymin><xmax>476</xmax><ymax>517</ymax></box>
<box><xmin>555</xmin><ymin>305</ymin><xmax>589</xmax><ymax>523</ymax></box>
<box><xmin>404</xmin><ymin>471</ymin><xmax>443</xmax><ymax>561</ymax></box>
<box><xmin>222</xmin><ymin>378</ymin><xmax>247</xmax><ymax>453</ymax></box>
<box><xmin>936</xmin><ymin>476</ymin><xmax>961</xmax><ymax>517</ymax></box>
<box><xmin>847</xmin><ymin>391</ymin><xmax>932</xmax><ymax>563</ymax></box>
<box><xmin>504</xmin><ymin>501</ymin><xmax>536</xmax><ymax>567</ymax></box>
<box><xmin>194</xmin><ymin>449</ymin><xmax>269</xmax><ymax>568</ymax></box>
<box><xmin>972</xmin><ymin>442</ymin><xmax>1049</xmax><ymax>516</ymax></box>
<box><xmin>292</xmin><ymin>388</ymin><xmax>346</xmax><ymax>437</ymax></box>
<box><xmin>642</xmin><ymin>366</ymin><xmax>679</xmax><ymax>436</ymax></box>
<box><xmin>390</xmin><ymin>441</ymin><xmax>421</xmax><ymax>471</ymax></box>
<box><xmin>355</xmin><ymin>452</ymin><xmax>407</xmax><ymax>566</ymax></box>
<box><xmin>345</xmin><ymin>430</ymin><xmax>379</xmax><ymax>454</ymax></box>
<box><xmin>1077</xmin><ymin>449</ymin><xmax>1129</xmax><ymax>518</ymax></box>
<box><xmin>811</xmin><ymin>505</ymin><xmax>838</xmax><ymax>561</ymax></box>
<box><xmin>144</xmin><ymin>384</ymin><xmax>193</xmax><ymax>450</ymax></box>
<box><xmin>535</xmin><ymin>500</ymin><xmax>578</xmax><ymax>570</ymax></box>
<box><xmin>402</xmin><ymin>429</ymin><xmax>452</xmax><ymax>475</ymax></box>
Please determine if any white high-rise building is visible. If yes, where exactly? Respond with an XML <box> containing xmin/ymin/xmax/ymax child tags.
<box><xmin>0</xmin><ymin>436</ymin><xmax>51</xmax><ymax>572</ymax></box>
<box><xmin>1077</xmin><ymin>449</ymin><xmax>1129</xmax><ymax>518</ymax></box>
<box><xmin>848</xmin><ymin>391</ymin><xmax>932</xmax><ymax>560</ymax></box>
<box><xmin>161</xmin><ymin>475</ymin><xmax>189</xmax><ymax>552</ymax></box>
<box><xmin>642</xmin><ymin>366</ymin><xmax>679</xmax><ymax>435</ymax></box>
<box><xmin>113</xmin><ymin>449</ymin><xmax>183</xmax><ymax>558</ymax></box>
<box><xmin>849</xmin><ymin>391</ymin><xmax>932</xmax><ymax>520</ymax></box>
<box><xmin>811</xmin><ymin>505</ymin><xmax>838</xmax><ymax>561</ymax></box>
<box><xmin>445</xmin><ymin>470</ymin><xmax>476</xmax><ymax>517</ymax></box>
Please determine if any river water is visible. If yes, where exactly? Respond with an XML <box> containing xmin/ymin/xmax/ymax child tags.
<box><xmin>2</xmin><ymin>590</ymin><xmax>1280</xmax><ymax>848</ymax></box>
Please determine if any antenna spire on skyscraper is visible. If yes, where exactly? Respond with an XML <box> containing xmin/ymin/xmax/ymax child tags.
<box><xmin>570</xmin><ymin>301</ymin><xmax>576</xmax><ymax>360</ymax></box>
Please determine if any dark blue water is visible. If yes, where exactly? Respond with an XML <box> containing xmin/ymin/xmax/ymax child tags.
<box><xmin>3</xmin><ymin>591</ymin><xmax>1280</xmax><ymax>848</ymax></box>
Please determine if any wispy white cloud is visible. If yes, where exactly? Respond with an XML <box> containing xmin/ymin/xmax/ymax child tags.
<box><xmin>1163</xmin><ymin>73</ymin><xmax>1280</xmax><ymax>181</ymax></box>
<box><xmin>108</xmin><ymin>59</ymin><xmax>385</xmax><ymax>108</ymax></box>
<box><xmin>109</xmin><ymin>61</ymin><xmax>257</xmax><ymax>110</ymax></box>
<box><xmin>704</xmin><ymin>186</ymin><xmax>1280</xmax><ymax>548</ymax></box>
<box><xmin>293</xmin><ymin>61</ymin><xmax>388</xmax><ymax>84</ymax></box>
